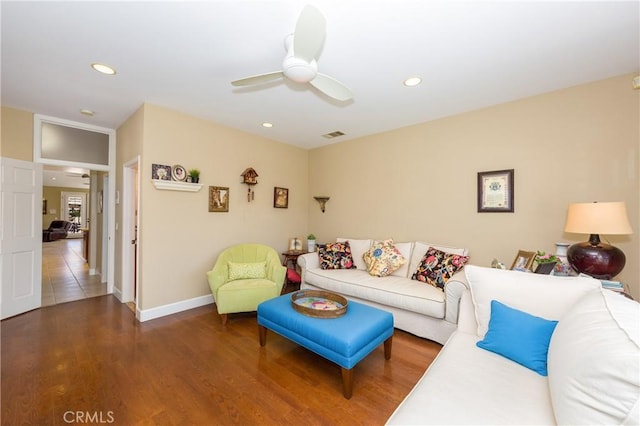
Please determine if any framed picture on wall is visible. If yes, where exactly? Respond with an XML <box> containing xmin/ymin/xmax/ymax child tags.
<box><xmin>477</xmin><ymin>169</ymin><xmax>514</xmax><ymax>212</ymax></box>
<box><xmin>209</xmin><ymin>186</ymin><xmax>229</xmax><ymax>212</ymax></box>
<box><xmin>42</xmin><ymin>199</ymin><xmax>47</xmax><ymax>215</ymax></box>
<box><xmin>274</xmin><ymin>187</ymin><xmax>289</xmax><ymax>208</ymax></box>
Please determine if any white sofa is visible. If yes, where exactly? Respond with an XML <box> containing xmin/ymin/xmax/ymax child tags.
<box><xmin>298</xmin><ymin>238</ymin><xmax>469</xmax><ymax>344</ymax></box>
<box><xmin>387</xmin><ymin>265</ymin><xmax>640</xmax><ymax>425</ymax></box>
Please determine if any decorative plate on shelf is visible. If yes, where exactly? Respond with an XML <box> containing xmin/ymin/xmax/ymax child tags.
<box><xmin>172</xmin><ymin>165</ymin><xmax>187</xmax><ymax>181</ymax></box>
<box><xmin>291</xmin><ymin>290</ymin><xmax>348</xmax><ymax>318</ymax></box>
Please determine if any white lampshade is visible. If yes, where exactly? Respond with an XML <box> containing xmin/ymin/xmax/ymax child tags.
<box><xmin>564</xmin><ymin>202</ymin><xmax>633</xmax><ymax>235</ymax></box>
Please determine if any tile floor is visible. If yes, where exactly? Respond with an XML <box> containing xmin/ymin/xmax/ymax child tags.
<box><xmin>42</xmin><ymin>237</ymin><xmax>107</xmax><ymax>306</ymax></box>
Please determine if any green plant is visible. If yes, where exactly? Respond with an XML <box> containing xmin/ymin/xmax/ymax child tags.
<box><xmin>307</xmin><ymin>233</ymin><xmax>316</xmax><ymax>240</ymax></box>
<box><xmin>188</xmin><ymin>168</ymin><xmax>200</xmax><ymax>178</ymax></box>
<box><xmin>535</xmin><ymin>251</ymin><xmax>559</xmax><ymax>264</ymax></box>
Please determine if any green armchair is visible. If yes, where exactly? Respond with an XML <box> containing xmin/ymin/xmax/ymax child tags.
<box><xmin>206</xmin><ymin>243</ymin><xmax>286</xmax><ymax>325</ymax></box>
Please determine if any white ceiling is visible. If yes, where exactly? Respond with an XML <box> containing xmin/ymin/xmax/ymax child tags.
<box><xmin>43</xmin><ymin>166</ymin><xmax>90</xmax><ymax>190</ymax></box>
<box><xmin>2</xmin><ymin>1</ymin><xmax>638</xmax><ymax>150</ymax></box>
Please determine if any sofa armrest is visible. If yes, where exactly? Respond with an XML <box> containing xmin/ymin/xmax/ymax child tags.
<box><xmin>443</xmin><ymin>269</ymin><xmax>469</xmax><ymax>324</ymax></box>
<box><xmin>456</xmin><ymin>290</ymin><xmax>478</xmax><ymax>334</ymax></box>
<box><xmin>297</xmin><ymin>252</ymin><xmax>319</xmax><ymax>285</ymax></box>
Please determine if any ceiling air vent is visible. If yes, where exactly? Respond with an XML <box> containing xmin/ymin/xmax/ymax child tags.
<box><xmin>322</xmin><ymin>131</ymin><xmax>345</xmax><ymax>139</ymax></box>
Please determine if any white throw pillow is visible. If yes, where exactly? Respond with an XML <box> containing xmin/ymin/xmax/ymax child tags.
<box><xmin>465</xmin><ymin>265</ymin><xmax>601</xmax><ymax>337</ymax></box>
<box><xmin>336</xmin><ymin>238</ymin><xmax>371</xmax><ymax>270</ymax></box>
<box><xmin>408</xmin><ymin>241</ymin><xmax>468</xmax><ymax>277</ymax></box>
<box><xmin>548</xmin><ymin>290</ymin><xmax>639</xmax><ymax>425</ymax></box>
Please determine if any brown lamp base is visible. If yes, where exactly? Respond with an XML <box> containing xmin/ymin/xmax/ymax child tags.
<box><xmin>567</xmin><ymin>234</ymin><xmax>626</xmax><ymax>280</ymax></box>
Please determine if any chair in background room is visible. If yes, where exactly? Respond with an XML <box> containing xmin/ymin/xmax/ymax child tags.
<box><xmin>42</xmin><ymin>220</ymin><xmax>72</xmax><ymax>242</ymax></box>
<box><xmin>206</xmin><ymin>243</ymin><xmax>286</xmax><ymax>325</ymax></box>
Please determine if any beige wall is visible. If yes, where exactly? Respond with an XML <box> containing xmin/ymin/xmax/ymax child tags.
<box><xmin>132</xmin><ymin>104</ymin><xmax>309</xmax><ymax>310</ymax></box>
<box><xmin>308</xmin><ymin>74</ymin><xmax>639</xmax><ymax>299</ymax></box>
<box><xmin>1</xmin><ymin>106</ymin><xmax>33</xmax><ymax>161</ymax></box>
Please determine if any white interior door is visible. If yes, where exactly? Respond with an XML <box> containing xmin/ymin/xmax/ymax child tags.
<box><xmin>1</xmin><ymin>157</ymin><xmax>42</xmax><ymax>319</ymax></box>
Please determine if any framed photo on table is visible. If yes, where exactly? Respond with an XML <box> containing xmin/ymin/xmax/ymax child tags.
<box><xmin>477</xmin><ymin>169</ymin><xmax>514</xmax><ymax>212</ymax></box>
<box><xmin>511</xmin><ymin>250</ymin><xmax>536</xmax><ymax>271</ymax></box>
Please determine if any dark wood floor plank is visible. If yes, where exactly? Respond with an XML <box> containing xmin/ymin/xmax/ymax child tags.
<box><xmin>2</xmin><ymin>296</ymin><xmax>441</xmax><ymax>425</ymax></box>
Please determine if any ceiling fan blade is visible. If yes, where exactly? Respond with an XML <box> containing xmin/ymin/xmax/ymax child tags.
<box><xmin>294</xmin><ymin>5</ymin><xmax>326</xmax><ymax>63</ymax></box>
<box><xmin>310</xmin><ymin>73</ymin><xmax>353</xmax><ymax>101</ymax></box>
<box><xmin>231</xmin><ymin>71</ymin><xmax>284</xmax><ymax>87</ymax></box>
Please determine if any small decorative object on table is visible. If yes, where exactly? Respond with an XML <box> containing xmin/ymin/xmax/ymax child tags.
<box><xmin>552</xmin><ymin>242</ymin><xmax>574</xmax><ymax>276</ymax></box>
<box><xmin>307</xmin><ymin>233</ymin><xmax>316</xmax><ymax>252</ymax></box>
<box><xmin>291</xmin><ymin>290</ymin><xmax>348</xmax><ymax>318</ymax></box>
<box><xmin>533</xmin><ymin>251</ymin><xmax>559</xmax><ymax>274</ymax></box>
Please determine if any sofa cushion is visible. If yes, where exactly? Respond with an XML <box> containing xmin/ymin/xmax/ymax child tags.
<box><xmin>411</xmin><ymin>247</ymin><xmax>469</xmax><ymax>289</ymax></box>
<box><xmin>548</xmin><ymin>290</ymin><xmax>640</xmax><ymax>425</ymax></box>
<box><xmin>227</xmin><ymin>261</ymin><xmax>267</xmax><ymax>281</ymax></box>
<box><xmin>386</xmin><ymin>331</ymin><xmax>556</xmax><ymax>425</ymax></box>
<box><xmin>303</xmin><ymin>268</ymin><xmax>446</xmax><ymax>318</ymax></box>
<box><xmin>336</xmin><ymin>238</ymin><xmax>372</xmax><ymax>270</ymax></box>
<box><xmin>465</xmin><ymin>265</ymin><xmax>601</xmax><ymax>338</ymax></box>
<box><xmin>476</xmin><ymin>300</ymin><xmax>557</xmax><ymax>376</ymax></box>
<box><xmin>408</xmin><ymin>241</ymin><xmax>468</xmax><ymax>277</ymax></box>
<box><xmin>318</xmin><ymin>241</ymin><xmax>356</xmax><ymax>270</ymax></box>
<box><xmin>363</xmin><ymin>239</ymin><xmax>406</xmax><ymax>277</ymax></box>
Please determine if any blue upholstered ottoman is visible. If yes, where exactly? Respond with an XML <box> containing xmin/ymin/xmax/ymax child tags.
<box><xmin>257</xmin><ymin>293</ymin><xmax>394</xmax><ymax>399</ymax></box>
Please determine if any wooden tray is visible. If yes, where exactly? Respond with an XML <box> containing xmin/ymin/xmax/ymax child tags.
<box><xmin>291</xmin><ymin>290</ymin><xmax>348</xmax><ymax>318</ymax></box>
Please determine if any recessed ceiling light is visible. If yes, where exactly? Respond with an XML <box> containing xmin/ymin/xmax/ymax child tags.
<box><xmin>91</xmin><ymin>63</ymin><xmax>116</xmax><ymax>75</ymax></box>
<box><xmin>403</xmin><ymin>77</ymin><xmax>422</xmax><ymax>87</ymax></box>
<box><xmin>262</xmin><ymin>122</ymin><xmax>273</xmax><ymax>128</ymax></box>
<box><xmin>80</xmin><ymin>109</ymin><xmax>94</xmax><ymax>116</ymax></box>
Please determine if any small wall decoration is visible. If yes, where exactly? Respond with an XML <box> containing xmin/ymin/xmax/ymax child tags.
<box><xmin>42</xmin><ymin>199</ymin><xmax>47</xmax><ymax>215</ymax></box>
<box><xmin>241</xmin><ymin>167</ymin><xmax>258</xmax><ymax>202</ymax></box>
<box><xmin>274</xmin><ymin>187</ymin><xmax>289</xmax><ymax>208</ymax></box>
<box><xmin>152</xmin><ymin>163</ymin><xmax>172</xmax><ymax>181</ymax></box>
<box><xmin>209</xmin><ymin>186</ymin><xmax>229</xmax><ymax>212</ymax></box>
<box><xmin>510</xmin><ymin>250</ymin><xmax>536</xmax><ymax>271</ymax></box>
<box><xmin>477</xmin><ymin>169</ymin><xmax>514</xmax><ymax>213</ymax></box>
<box><xmin>172</xmin><ymin>165</ymin><xmax>187</xmax><ymax>182</ymax></box>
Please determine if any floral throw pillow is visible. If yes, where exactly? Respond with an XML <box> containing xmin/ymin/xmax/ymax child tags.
<box><xmin>318</xmin><ymin>241</ymin><xmax>356</xmax><ymax>270</ymax></box>
<box><xmin>411</xmin><ymin>247</ymin><xmax>469</xmax><ymax>289</ymax></box>
<box><xmin>363</xmin><ymin>239</ymin><xmax>406</xmax><ymax>277</ymax></box>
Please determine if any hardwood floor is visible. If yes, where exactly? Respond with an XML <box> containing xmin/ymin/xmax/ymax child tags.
<box><xmin>1</xmin><ymin>296</ymin><xmax>441</xmax><ymax>425</ymax></box>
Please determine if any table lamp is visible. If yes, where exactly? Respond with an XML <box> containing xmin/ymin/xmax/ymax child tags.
<box><xmin>564</xmin><ymin>201</ymin><xmax>633</xmax><ymax>279</ymax></box>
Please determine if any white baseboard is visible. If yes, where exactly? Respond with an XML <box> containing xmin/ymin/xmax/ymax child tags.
<box><xmin>137</xmin><ymin>294</ymin><xmax>214</xmax><ymax>322</ymax></box>
<box><xmin>111</xmin><ymin>286</ymin><xmax>123</xmax><ymax>302</ymax></box>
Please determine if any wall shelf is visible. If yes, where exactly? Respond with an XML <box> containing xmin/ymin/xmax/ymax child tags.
<box><xmin>152</xmin><ymin>179</ymin><xmax>203</xmax><ymax>192</ymax></box>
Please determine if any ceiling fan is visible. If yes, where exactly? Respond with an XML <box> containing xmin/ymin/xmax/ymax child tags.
<box><xmin>66</xmin><ymin>172</ymin><xmax>90</xmax><ymax>179</ymax></box>
<box><xmin>231</xmin><ymin>5</ymin><xmax>353</xmax><ymax>102</ymax></box>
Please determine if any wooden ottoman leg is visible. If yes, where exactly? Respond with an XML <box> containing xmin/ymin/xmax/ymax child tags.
<box><xmin>384</xmin><ymin>336</ymin><xmax>393</xmax><ymax>360</ymax></box>
<box><xmin>258</xmin><ymin>325</ymin><xmax>267</xmax><ymax>346</ymax></box>
<box><xmin>341</xmin><ymin>367</ymin><xmax>353</xmax><ymax>399</ymax></box>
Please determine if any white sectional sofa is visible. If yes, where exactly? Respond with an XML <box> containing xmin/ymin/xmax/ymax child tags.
<box><xmin>298</xmin><ymin>238</ymin><xmax>469</xmax><ymax>344</ymax></box>
<box><xmin>387</xmin><ymin>265</ymin><xmax>640</xmax><ymax>425</ymax></box>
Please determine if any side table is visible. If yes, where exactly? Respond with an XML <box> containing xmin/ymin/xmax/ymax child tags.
<box><xmin>281</xmin><ymin>250</ymin><xmax>308</xmax><ymax>293</ymax></box>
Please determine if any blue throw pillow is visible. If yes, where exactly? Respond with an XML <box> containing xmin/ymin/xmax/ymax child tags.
<box><xmin>476</xmin><ymin>300</ymin><xmax>558</xmax><ymax>376</ymax></box>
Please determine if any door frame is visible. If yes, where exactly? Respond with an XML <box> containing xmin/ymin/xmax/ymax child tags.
<box><xmin>122</xmin><ymin>156</ymin><xmax>139</xmax><ymax>307</ymax></box>
<box><xmin>34</xmin><ymin>114</ymin><xmax>116</xmax><ymax>295</ymax></box>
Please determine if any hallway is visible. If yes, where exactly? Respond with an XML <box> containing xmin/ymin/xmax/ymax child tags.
<box><xmin>41</xmin><ymin>238</ymin><xmax>107</xmax><ymax>306</ymax></box>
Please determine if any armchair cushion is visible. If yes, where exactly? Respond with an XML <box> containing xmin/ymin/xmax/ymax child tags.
<box><xmin>228</xmin><ymin>261</ymin><xmax>266</xmax><ymax>281</ymax></box>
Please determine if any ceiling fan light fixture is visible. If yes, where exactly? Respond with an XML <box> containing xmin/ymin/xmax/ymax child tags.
<box><xmin>403</xmin><ymin>76</ymin><xmax>422</xmax><ymax>87</ymax></box>
<box><xmin>91</xmin><ymin>63</ymin><xmax>116</xmax><ymax>75</ymax></box>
